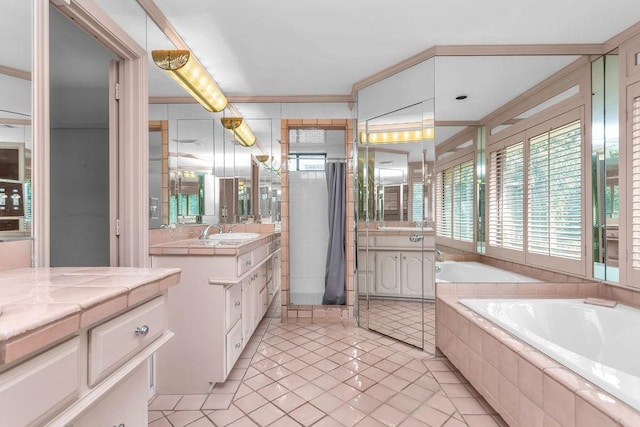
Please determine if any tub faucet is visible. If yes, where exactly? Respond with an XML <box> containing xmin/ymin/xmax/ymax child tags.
<box><xmin>435</xmin><ymin>249</ymin><xmax>444</xmax><ymax>262</ymax></box>
<box><xmin>200</xmin><ymin>224</ymin><xmax>222</xmax><ymax>239</ymax></box>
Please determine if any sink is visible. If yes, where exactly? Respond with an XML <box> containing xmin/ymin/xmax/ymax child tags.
<box><xmin>207</xmin><ymin>232</ymin><xmax>260</xmax><ymax>241</ymax></box>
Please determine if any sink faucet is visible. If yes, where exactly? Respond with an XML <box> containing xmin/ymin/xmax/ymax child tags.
<box><xmin>200</xmin><ymin>224</ymin><xmax>222</xmax><ymax>239</ymax></box>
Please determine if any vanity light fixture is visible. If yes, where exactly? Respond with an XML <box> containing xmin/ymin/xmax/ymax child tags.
<box><xmin>221</xmin><ymin>117</ymin><xmax>257</xmax><ymax>147</ymax></box>
<box><xmin>360</xmin><ymin>127</ymin><xmax>435</xmax><ymax>144</ymax></box>
<box><xmin>254</xmin><ymin>154</ymin><xmax>281</xmax><ymax>176</ymax></box>
<box><xmin>151</xmin><ymin>49</ymin><xmax>228</xmax><ymax>112</ymax></box>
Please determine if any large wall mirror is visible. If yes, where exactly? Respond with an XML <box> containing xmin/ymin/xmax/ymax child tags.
<box><xmin>0</xmin><ymin>1</ymin><xmax>32</xmax><ymax>240</ymax></box>
<box><xmin>148</xmin><ymin>104</ymin><xmax>282</xmax><ymax>228</ymax></box>
<box><xmin>357</xmin><ymin>100</ymin><xmax>436</xmax><ymax>352</ymax></box>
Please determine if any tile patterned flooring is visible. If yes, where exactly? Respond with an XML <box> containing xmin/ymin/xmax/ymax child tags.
<box><xmin>359</xmin><ymin>299</ymin><xmax>436</xmax><ymax>352</ymax></box>
<box><xmin>149</xmin><ymin>298</ymin><xmax>505</xmax><ymax>427</ymax></box>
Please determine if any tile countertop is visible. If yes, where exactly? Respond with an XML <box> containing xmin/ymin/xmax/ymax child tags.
<box><xmin>0</xmin><ymin>266</ymin><xmax>181</xmax><ymax>366</ymax></box>
<box><xmin>149</xmin><ymin>232</ymin><xmax>280</xmax><ymax>257</ymax></box>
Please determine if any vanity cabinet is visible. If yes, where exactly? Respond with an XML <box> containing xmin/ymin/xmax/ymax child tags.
<box><xmin>373</xmin><ymin>251</ymin><xmax>434</xmax><ymax>297</ymax></box>
<box><xmin>0</xmin><ymin>293</ymin><xmax>175</xmax><ymax>427</ymax></box>
<box><xmin>357</xmin><ymin>232</ymin><xmax>435</xmax><ymax>298</ymax></box>
<box><xmin>152</xmin><ymin>236</ymin><xmax>281</xmax><ymax>394</ymax></box>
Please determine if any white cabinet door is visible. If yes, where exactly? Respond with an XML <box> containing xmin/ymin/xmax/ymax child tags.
<box><xmin>72</xmin><ymin>363</ymin><xmax>148</xmax><ymax>427</ymax></box>
<box><xmin>400</xmin><ymin>252</ymin><xmax>435</xmax><ymax>298</ymax></box>
<box><xmin>400</xmin><ymin>252</ymin><xmax>423</xmax><ymax>297</ymax></box>
<box><xmin>375</xmin><ymin>251</ymin><xmax>401</xmax><ymax>295</ymax></box>
<box><xmin>241</xmin><ymin>277</ymin><xmax>254</xmax><ymax>342</ymax></box>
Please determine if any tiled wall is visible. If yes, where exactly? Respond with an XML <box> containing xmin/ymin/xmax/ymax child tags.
<box><xmin>280</xmin><ymin>119</ymin><xmax>354</xmax><ymax>319</ymax></box>
<box><xmin>436</xmin><ymin>283</ymin><xmax>640</xmax><ymax>426</ymax></box>
<box><xmin>0</xmin><ymin>240</ymin><xmax>31</xmax><ymax>271</ymax></box>
<box><xmin>289</xmin><ymin>170</ymin><xmax>329</xmax><ymax>304</ymax></box>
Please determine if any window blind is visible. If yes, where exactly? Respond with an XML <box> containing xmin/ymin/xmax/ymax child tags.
<box><xmin>411</xmin><ymin>182</ymin><xmax>423</xmax><ymax>222</ymax></box>
<box><xmin>631</xmin><ymin>95</ymin><xmax>640</xmax><ymax>269</ymax></box>
<box><xmin>527</xmin><ymin>120</ymin><xmax>582</xmax><ymax>259</ymax></box>
<box><xmin>453</xmin><ymin>161</ymin><xmax>474</xmax><ymax>242</ymax></box>
<box><xmin>436</xmin><ymin>160</ymin><xmax>474</xmax><ymax>242</ymax></box>
<box><xmin>488</xmin><ymin>142</ymin><xmax>524</xmax><ymax>251</ymax></box>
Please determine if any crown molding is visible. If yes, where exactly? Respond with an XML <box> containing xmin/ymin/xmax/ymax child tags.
<box><xmin>351</xmin><ymin>44</ymin><xmax>605</xmax><ymax>98</ymax></box>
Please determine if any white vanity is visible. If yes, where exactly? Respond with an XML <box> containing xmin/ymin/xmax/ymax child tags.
<box><xmin>358</xmin><ymin>227</ymin><xmax>435</xmax><ymax>298</ymax></box>
<box><xmin>150</xmin><ymin>232</ymin><xmax>281</xmax><ymax>394</ymax></box>
<box><xmin>0</xmin><ymin>267</ymin><xmax>180</xmax><ymax>426</ymax></box>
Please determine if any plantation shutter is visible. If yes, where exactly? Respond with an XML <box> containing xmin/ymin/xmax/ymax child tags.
<box><xmin>631</xmin><ymin>90</ymin><xmax>640</xmax><ymax>270</ymax></box>
<box><xmin>453</xmin><ymin>160</ymin><xmax>474</xmax><ymax>242</ymax></box>
<box><xmin>436</xmin><ymin>169</ymin><xmax>452</xmax><ymax>237</ymax></box>
<box><xmin>488</xmin><ymin>142</ymin><xmax>524</xmax><ymax>251</ymax></box>
<box><xmin>436</xmin><ymin>160</ymin><xmax>474</xmax><ymax>242</ymax></box>
<box><xmin>527</xmin><ymin>120</ymin><xmax>582</xmax><ymax>259</ymax></box>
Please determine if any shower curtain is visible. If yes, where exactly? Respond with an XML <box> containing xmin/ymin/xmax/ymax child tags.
<box><xmin>322</xmin><ymin>161</ymin><xmax>346</xmax><ymax>305</ymax></box>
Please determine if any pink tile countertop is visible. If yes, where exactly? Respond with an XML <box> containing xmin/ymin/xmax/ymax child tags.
<box><xmin>149</xmin><ymin>232</ymin><xmax>280</xmax><ymax>257</ymax></box>
<box><xmin>0</xmin><ymin>266</ymin><xmax>181</xmax><ymax>366</ymax></box>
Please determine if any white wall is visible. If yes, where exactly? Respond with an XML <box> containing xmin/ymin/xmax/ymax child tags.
<box><xmin>289</xmin><ymin>170</ymin><xmax>329</xmax><ymax>304</ymax></box>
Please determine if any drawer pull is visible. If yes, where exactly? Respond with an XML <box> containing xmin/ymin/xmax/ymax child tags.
<box><xmin>235</xmin><ymin>301</ymin><xmax>241</xmax><ymax>307</ymax></box>
<box><xmin>234</xmin><ymin>342</ymin><xmax>242</xmax><ymax>349</ymax></box>
<box><xmin>134</xmin><ymin>325</ymin><xmax>150</xmax><ymax>336</ymax></box>
<box><xmin>246</xmin><ymin>260</ymin><xmax>252</xmax><ymax>266</ymax></box>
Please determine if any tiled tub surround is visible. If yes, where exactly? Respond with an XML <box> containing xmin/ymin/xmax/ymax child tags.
<box><xmin>0</xmin><ymin>266</ymin><xmax>181</xmax><ymax>426</ymax></box>
<box><xmin>436</xmin><ymin>282</ymin><xmax>640</xmax><ymax>427</ymax></box>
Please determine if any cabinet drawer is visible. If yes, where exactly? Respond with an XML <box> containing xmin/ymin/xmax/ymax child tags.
<box><xmin>225</xmin><ymin>282</ymin><xmax>242</xmax><ymax>332</ymax></box>
<box><xmin>0</xmin><ymin>337</ymin><xmax>79</xmax><ymax>427</ymax></box>
<box><xmin>89</xmin><ymin>295</ymin><xmax>166</xmax><ymax>385</ymax></box>
<box><xmin>225</xmin><ymin>320</ymin><xmax>243</xmax><ymax>376</ymax></box>
<box><xmin>237</xmin><ymin>251</ymin><xmax>254</xmax><ymax>276</ymax></box>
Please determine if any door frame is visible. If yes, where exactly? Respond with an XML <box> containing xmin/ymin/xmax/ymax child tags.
<box><xmin>33</xmin><ymin>0</ymin><xmax>149</xmax><ymax>266</ymax></box>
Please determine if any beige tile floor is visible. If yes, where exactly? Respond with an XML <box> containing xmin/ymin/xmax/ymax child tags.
<box><xmin>359</xmin><ymin>299</ymin><xmax>436</xmax><ymax>352</ymax></box>
<box><xmin>149</xmin><ymin>301</ymin><xmax>506</xmax><ymax>427</ymax></box>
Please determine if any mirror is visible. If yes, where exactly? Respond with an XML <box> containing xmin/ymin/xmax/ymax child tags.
<box><xmin>357</xmin><ymin>101</ymin><xmax>435</xmax><ymax>351</ymax></box>
<box><xmin>148</xmin><ymin>104</ymin><xmax>282</xmax><ymax>228</ymax></box>
<box><xmin>0</xmin><ymin>1</ymin><xmax>32</xmax><ymax>239</ymax></box>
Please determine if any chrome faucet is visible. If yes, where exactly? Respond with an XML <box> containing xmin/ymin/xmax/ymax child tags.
<box><xmin>435</xmin><ymin>249</ymin><xmax>444</xmax><ymax>262</ymax></box>
<box><xmin>200</xmin><ymin>224</ymin><xmax>222</xmax><ymax>239</ymax></box>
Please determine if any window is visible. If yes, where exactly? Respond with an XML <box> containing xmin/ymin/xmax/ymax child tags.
<box><xmin>527</xmin><ymin>120</ymin><xmax>582</xmax><ymax>259</ymax></box>
<box><xmin>436</xmin><ymin>160</ymin><xmax>474</xmax><ymax>242</ymax></box>
<box><xmin>487</xmin><ymin>113</ymin><xmax>583</xmax><ymax>273</ymax></box>
<box><xmin>288</xmin><ymin>153</ymin><xmax>326</xmax><ymax>171</ymax></box>
<box><xmin>488</xmin><ymin>142</ymin><xmax>524</xmax><ymax>251</ymax></box>
<box><xmin>630</xmin><ymin>92</ymin><xmax>640</xmax><ymax>269</ymax></box>
<box><xmin>411</xmin><ymin>182</ymin><xmax>423</xmax><ymax>222</ymax></box>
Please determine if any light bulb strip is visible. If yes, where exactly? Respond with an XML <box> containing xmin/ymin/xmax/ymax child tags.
<box><xmin>359</xmin><ymin>128</ymin><xmax>435</xmax><ymax>144</ymax></box>
<box><xmin>152</xmin><ymin>49</ymin><xmax>228</xmax><ymax>112</ymax></box>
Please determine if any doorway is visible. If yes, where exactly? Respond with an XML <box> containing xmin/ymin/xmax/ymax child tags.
<box><xmin>49</xmin><ymin>6</ymin><xmax>116</xmax><ymax>266</ymax></box>
<box><xmin>36</xmin><ymin>1</ymin><xmax>149</xmax><ymax>267</ymax></box>
<box><xmin>288</xmin><ymin>129</ymin><xmax>345</xmax><ymax>305</ymax></box>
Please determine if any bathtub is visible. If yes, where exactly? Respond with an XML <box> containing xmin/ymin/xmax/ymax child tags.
<box><xmin>436</xmin><ymin>261</ymin><xmax>539</xmax><ymax>283</ymax></box>
<box><xmin>460</xmin><ymin>298</ymin><xmax>640</xmax><ymax>411</ymax></box>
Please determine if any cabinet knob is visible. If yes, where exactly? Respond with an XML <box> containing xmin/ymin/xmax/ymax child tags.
<box><xmin>409</xmin><ymin>234</ymin><xmax>424</xmax><ymax>242</ymax></box>
<box><xmin>235</xmin><ymin>301</ymin><xmax>241</xmax><ymax>307</ymax></box>
<box><xmin>134</xmin><ymin>325</ymin><xmax>150</xmax><ymax>336</ymax></box>
<box><xmin>235</xmin><ymin>342</ymin><xmax>242</xmax><ymax>349</ymax></box>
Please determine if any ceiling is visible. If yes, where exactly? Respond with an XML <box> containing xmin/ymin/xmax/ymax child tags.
<box><xmin>2</xmin><ymin>1</ymin><xmax>640</xmax><ymax>162</ymax></box>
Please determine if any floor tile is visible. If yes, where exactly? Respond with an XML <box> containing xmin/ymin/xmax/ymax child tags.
<box><xmin>174</xmin><ymin>394</ymin><xmax>208</xmax><ymax>411</ymax></box>
<box><xmin>248</xmin><ymin>402</ymin><xmax>285</xmax><ymax>425</ymax></box>
<box><xmin>165</xmin><ymin>410</ymin><xmax>204</xmax><ymax>426</ymax></box>
<box><xmin>148</xmin><ymin>315</ymin><xmax>508</xmax><ymax>427</ymax></box>
<box><xmin>289</xmin><ymin>402</ymin><xmax>325</xmax><ymax>426</ymax></box>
